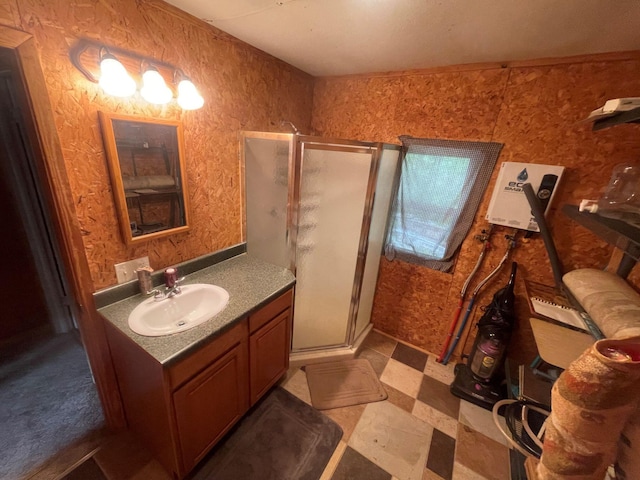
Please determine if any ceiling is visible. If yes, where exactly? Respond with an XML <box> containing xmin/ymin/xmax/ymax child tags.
<box><xmin>165</xmin><ymin>0</ymin><xmax>640</xmax><ymax>77</ymax></box>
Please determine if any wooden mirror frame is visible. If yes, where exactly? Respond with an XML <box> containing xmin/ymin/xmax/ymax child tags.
<box><xmin>98</xmin><ymin>112</ymin><xmax>190</xmax><ymax>245</ymax></box>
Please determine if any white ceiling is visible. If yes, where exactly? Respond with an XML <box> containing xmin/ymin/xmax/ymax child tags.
<box><xmin>166</xmin><ymin>0</ymin><xmax>640</xmax><ymax>77</ymax></box>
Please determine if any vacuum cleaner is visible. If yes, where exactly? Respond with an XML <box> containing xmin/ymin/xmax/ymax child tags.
<box><xmin>450</xmin><ymin>262</ymin><xmax>518</xmax><ymax>410</ymax></box>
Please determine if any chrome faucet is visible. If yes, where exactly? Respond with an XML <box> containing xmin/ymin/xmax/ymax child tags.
<box><xmin>152</xmin><ymin>276</ymin><xmax>185</xmax><ymax>300</ymax></box>
<box><xmin>152</xmin><ymin>279</ymin><xmax>180</xmax><ymax>299</ymax></box>
<box><xmin>151</xmin><ymin>267</ymin><xmax>186</xmax><ymax>301</ymax></box>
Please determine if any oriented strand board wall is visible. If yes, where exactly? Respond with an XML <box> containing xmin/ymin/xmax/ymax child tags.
<box><xmin>312</xmin><ymin>58</ymin><xmax>640</xmax><ymax>361</ymax></box>
<box><xmin>1</xmin><ymin>0</ymin><xmax>313</xmax><ymax>289</ymax></box>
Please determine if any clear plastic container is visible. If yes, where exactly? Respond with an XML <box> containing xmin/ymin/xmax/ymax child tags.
<box><xmin>596</xmin><ymin>163</ymin><xmax>640</xmax><ymax>227</ymax></box>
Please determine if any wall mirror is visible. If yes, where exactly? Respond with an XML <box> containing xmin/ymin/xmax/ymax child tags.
<box><xmin>98</xmin><ymin>112</ymin><xmax>190</xmax><ymax>245</ymax></box>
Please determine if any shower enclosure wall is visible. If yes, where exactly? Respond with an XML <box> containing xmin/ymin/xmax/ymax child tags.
<box><xmin>242</xmin><ymin>132</ymin><xmax>400</xmax><ymax>355</ymax></box>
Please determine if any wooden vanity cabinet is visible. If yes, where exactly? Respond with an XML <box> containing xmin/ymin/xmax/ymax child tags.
<box><xmin>249</xmin><ymin>289</ymin><xmax>293</xmax><ymax>405</ymax></box>
<box><xmin>104</xmin><ymin>287</ymin><xmax>293</xmax><ymax>479</ymax></box>
<box><xmin>171</xmin><ymin>330</ymin><xmax>249</xmax><ymax>473</ymax></box>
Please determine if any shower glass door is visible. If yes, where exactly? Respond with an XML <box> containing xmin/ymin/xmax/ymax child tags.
<box><xmin>353</xmin><ymin>146</ymin><xmax>400</xmax><ymax>339</ymax></box>
<box><xmin>292</xmin><ymin>142</ymin><xmax>374</xmax><ymax>351</ymax></box>
<box><xmin>242</xmin><ymin>133</ymin><xmax>294</xmax><ymax>270</ymax></box>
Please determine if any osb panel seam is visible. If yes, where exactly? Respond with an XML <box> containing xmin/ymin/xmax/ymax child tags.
<box><xmin>315</xmin><ymin>50</ymin><xmax>640</xmax><ymax>82</ymax></box>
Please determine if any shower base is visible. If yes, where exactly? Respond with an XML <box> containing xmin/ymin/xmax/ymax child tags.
<box><xmin>289</xmin><ymin>324</ymin><xmax>373</xmax><ymax>368</ymax></box>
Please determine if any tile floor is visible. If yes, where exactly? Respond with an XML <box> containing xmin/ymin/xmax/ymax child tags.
<box><xmin>279</xmin><ymin>330</ymin><xmax>513</xmax><ymax>480</ymax></box>
<box><xmin>63</xmin><ymin>330</ymin><xmax>514</xmax><ymax>480</ymax></box>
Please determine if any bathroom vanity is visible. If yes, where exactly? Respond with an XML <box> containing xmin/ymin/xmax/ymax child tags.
<box><xmin>98</xmin><ymin>254</ymin><xmax>295</xmax><ymax>479</ymax></box>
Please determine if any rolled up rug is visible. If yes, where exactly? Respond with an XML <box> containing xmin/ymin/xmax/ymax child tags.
<box><xmin>616</xmin><ymin>403</ymin><xmax>640</xmax><ymax>480</ymax></box>
<box><xmin>537</xmin><ymin>336</ymin><xmax>640</xmax><ymax>480</ymax></box>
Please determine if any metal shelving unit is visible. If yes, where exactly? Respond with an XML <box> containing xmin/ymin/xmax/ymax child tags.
<box><xmin>562</xmin><ymin>204</ymin><xmax>640</xmax><ymax>278</ymax></box>
<box><xmin>592</xmin><ymin>106</ymin><xmax>640</xmax><ymax>131</ymax></box>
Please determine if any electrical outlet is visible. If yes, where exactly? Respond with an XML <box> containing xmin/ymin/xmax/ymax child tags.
<box><xmin>115</xmin><ymin>256</ymin><xmax>150</xmax><ymax>284</ymax></box>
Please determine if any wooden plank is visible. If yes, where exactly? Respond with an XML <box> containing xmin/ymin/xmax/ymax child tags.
<box><xmin>529</xmin><ymin>317</ymin><xmax>594</xmax><ymax>369</ymax></box>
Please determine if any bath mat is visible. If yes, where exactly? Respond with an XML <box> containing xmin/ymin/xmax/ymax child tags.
<box><xmin>191</xmin><ymin>387</ymin><xmax>342</xmax><ymax>480</ymax></box>
<box><xmin>306</xmin><ymin>359</ymin><xmax>387</xmax><ymax>410</ymax></box>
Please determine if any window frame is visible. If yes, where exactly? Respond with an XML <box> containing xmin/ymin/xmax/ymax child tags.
<box><xmin>384</xmin><ymin>136</ymin><xmax>502</xmax><ymax>272</ymax></box>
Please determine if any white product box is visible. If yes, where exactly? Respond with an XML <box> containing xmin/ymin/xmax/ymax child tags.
<box><xmin>485</xmin><ymin>162</ymin><xmax>565</xmax><ymax>232</ymax></box>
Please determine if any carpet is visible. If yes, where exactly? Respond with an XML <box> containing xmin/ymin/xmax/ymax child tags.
<box><xmin>191</xmin><ymin>387</ymin><xmax>343</xmax><ymax>480</ymax></box>
<box><xmin>306</xmin><ymin>359</ymin><xmax>387</xmax><ymax>410</ymax></box>
<box><xmin>0</xmin><ymin>331</ymin><xmax>105</xmax><ymax>479</ymax></box>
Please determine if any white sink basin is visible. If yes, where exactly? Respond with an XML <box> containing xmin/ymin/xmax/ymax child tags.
<box><xmin>128</xmin><ymin>284</ymin><xmax>229</xmax><ymax>337</ymax></box>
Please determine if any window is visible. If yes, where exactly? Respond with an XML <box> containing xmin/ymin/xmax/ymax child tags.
<box><xmin>385</xmin><ymin>136</ymin><xmax>502</xmax><ymax>272</ymax></box>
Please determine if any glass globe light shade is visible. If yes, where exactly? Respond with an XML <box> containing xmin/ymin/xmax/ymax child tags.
<box><xmin>98</xmin><ymin>55</ymin><xmax>136</xmax><ymax>97</ymax></box>
<box><xmin>140</xmin><ymin>68</ymin><xmax>172</xmax><ymax>104</ymax></box>
<box><xmin>177</xmin><ymin>79</ymin><xmax>204</xmax><ymax>110</ymax></box>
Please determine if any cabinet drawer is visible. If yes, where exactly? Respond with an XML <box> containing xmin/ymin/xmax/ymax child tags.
<box><xmin>168</xmin><ymin>319</ymin><xmax>247</xmax><ymax>390</ymax></box>
<box><xmin>249</xmin><ymin>288</ymin><xmax>293</xmax><ymax>334</ymax></box>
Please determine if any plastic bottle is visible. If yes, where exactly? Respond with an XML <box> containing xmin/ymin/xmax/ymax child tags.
<box><xmin>595</xmin><ymin>163</ymin><xmax>640</xmax><ymax>227</ymax></box>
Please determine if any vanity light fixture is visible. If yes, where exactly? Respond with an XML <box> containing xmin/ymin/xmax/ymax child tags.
<box><xmin>140</xmin><ymin>65</ymin><xmax>173</xmax><ymax>105</ymax></box>
<box><xmin>98</xmin><ymin>48</ymin><xmax>136</xmax><ymax>98</ymax></box>
<box><xmin>69</xmin><ymin>39</ymin><xmax>204</xmax><ymax>110</ymax></box>
<box><xmin>175</xmin><ymin>71</ymin><xmax>204</xmax><ymax>110</ymax></box>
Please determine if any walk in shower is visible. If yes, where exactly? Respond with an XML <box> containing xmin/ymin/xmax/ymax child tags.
<box><xmin>242</xmin><ymin>132</ymin><xmax>400</xmax><ymax>357</ymax></box>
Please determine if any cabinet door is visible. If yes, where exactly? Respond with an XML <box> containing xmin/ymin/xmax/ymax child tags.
<box><xmin>249</xmin><ymin>309</ymin><xmax>291</xmax><ymax>405</ymax></box>
<box><xmin>173</xmin><ymin>341</ymin><xmax>249</xmax><ymax>472</ymax></box>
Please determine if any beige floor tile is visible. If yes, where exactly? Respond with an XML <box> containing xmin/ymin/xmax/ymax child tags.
<box><xmin>384</xmin><ymin>382</ymin><xmax>416</xmax><ymax>413</ymax></box>
<box><xmin>412</xmin><ymin>400</ymin><xmax>458</xmax><ymax>439</ymax></box>
<box><xmin>423</xmin><ymin>468</ymin><xmax>446</xmax><ymax>480</ymax></box>
<box><xmin>362</xmin><ymin>330</ymin><xmax>398</xmax><ymax>357</ymax></box>
<box><xmin>458</xmin><ymin>400</ymin><xmax>509</xmax><ymax>447</ymax></box>
<box><xmin>380</xmin><ymin>358</ymin><xmax>424</xmax><ymax>398</ymax></box>
<box><xmin>423</xmin><ymin>357</ymin><xmax>456</xmax><ymax>385</ymax></box>
<box><xmin>280</xmin><ymin>368</ymin><xmax>312</xmax><ymax>404</ymax></box>
<box><xmin>280</xmin><ymin>366</ymin><xmax>302</xmax><ymax>384</ymax></box>
<box><xmin>452</xmin><ymin>461</ymin><xmax>489</xmax><ymax>480</ymax></box>
<box><xmin>319</xmin><ymin>440</ymin><xmax>348</xmax><ymax>480</ymax></box>
<box><xmin>357</xmin><ymin>347</ymin><xmax>390</xmax><ymax>377</ymax></box>
<box><xmin>322</xmin><ymin>403</ymin><xmax>367</xmax><ymax>441</ymax></box>
<box><xmin>455</xmin><ymin>424</ymin><xmax>510</xmax><ymax>480</ymax></box>
<box><xmin>349</xmin><ymin>401</ymin><xmax>433</xmax><ymax>480</ymax></box>
<box><xmin>128</xmin><ymin>461</ymin><xmax>173</xmax><ymax>480</ymax></box>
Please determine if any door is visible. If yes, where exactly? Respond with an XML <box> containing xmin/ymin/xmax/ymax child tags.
<box><xmin>242</xmin><ymin>132</ymin><xmax>295</xmax><ymax>270</ymax></box>
<box><xmin>292</xmin><ymin>143</ymin><xmax>375</xmax><ymax>350</ymax></box>
<box><xmin>0</xmin><ymin>48</ymin><xmax>75</xmax><ymax>335</ymax></box>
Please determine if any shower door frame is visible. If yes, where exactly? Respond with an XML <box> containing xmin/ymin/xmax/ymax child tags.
<box><xmin>291</xmin><ymin>136</ymin><xmax>383</xmax><ymax>352</ymax></box>
<box><xmin>241</xmin><ymin>131</ymin><xmax>397</xmax><ymax>352</ymax></box>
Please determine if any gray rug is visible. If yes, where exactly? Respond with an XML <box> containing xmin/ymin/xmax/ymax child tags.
<box><xmin>0</xmin><ymin>331</ymin><xmax>105</xmax><ymax>479</ymax></box>
<box><xmin>191</xmin><ymin>387</ymin><xmax>343</xmax><ymax>480</ymax></box>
